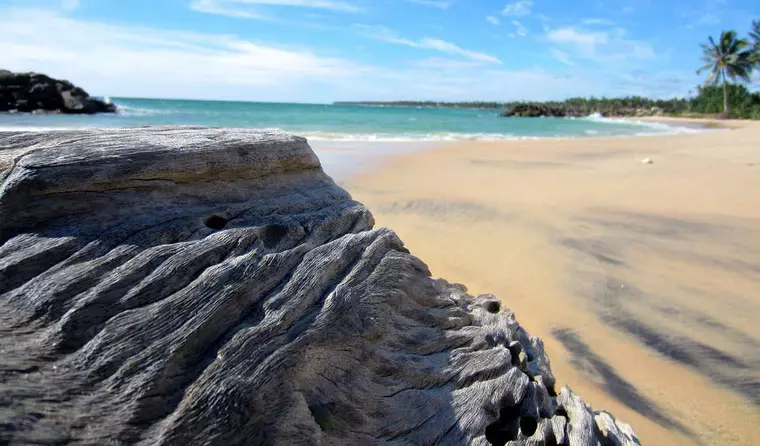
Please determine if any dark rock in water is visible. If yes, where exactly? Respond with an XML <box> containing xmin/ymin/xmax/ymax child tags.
<box><xmin>499</xmin><ymin>103</ymin><xmax>571</xmax><ymax>118</ymax></box>
<box><xmin>0</xmin><ymin>128</ymin><xmax>639</xmax><ymax>445</ymax></box>
<box><xmin>499</xmin><ymin>102</ymin><xmax>668</xmax><ymax>119</ymax></box>
<box><xmin>0</xmin><ymin>70</ymin><xmax>115</xmax><ymax>114</ymax></box>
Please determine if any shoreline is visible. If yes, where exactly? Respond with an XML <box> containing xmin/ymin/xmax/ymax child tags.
<box><xmin>342</xmin><ymin>120</ymin><xmax>760</xmax><ymax>446</ymax></box>
<box><xmin>311</xmin><ymin>116</ymin><xmax>725</xmax><ymax>180</ymax></box>
<box><xmin>630</xmin><ymin>115</ymin><xmax>746</xmax><ymax>129</ymax></box>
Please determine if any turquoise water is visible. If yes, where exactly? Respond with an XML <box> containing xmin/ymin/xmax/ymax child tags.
<box><xmin>0</xmin><ymin>97</ymin><xmax>699</xmax><ymax>141</ymax></box>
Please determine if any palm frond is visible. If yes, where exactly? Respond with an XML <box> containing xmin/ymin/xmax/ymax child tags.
<box><xmin>728</xmin><ymin>38</ymin><xmax>750</xmax><ymax>53</ymax></box>
<box><xmin>719</xmin><ymin>30</ymin><xmax>736</xmax><ymax>51</ymax></box>
<box><xmin>703</xmin><ymin>68</ymin><xmax>720</xmax><ymax>86</ymax></box>
<box><xmin>750</xmin><ymin>20</ymin><xmax>760</xmax><ymax>42</ymax></box>
<box><xmin>727</xmin><ymin>64</ymin><xmax>752</xmax><ymax>82</ymax></box>
<box><xmin>697</xmin><ymin>62</ymin><xmax>714</xmax><ymax>74</ymax></box>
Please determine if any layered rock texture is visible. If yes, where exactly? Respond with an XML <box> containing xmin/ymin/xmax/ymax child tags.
<box><xmin>0</xmin><ymin>71</ymin><xmax>116</xmax><ymax>114</ymax></box>
<box><xmin>0</xmin><ymin>128</ymin><xmax>639</xmax><ymax>445</ymax></box>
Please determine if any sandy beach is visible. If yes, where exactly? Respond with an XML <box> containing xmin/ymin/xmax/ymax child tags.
<box><xmin>342</xmin><ymin>120</ymin><xmax>760</xmax><ymax>445</ymax></box>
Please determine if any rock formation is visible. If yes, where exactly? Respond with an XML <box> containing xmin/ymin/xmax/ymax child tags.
<box><xmin>499</xmin><ymin>104</ymin><xmax>568</xmax><ymax>118</ymax></box>
<box><xmin>0</xmin><ymin>70</ymin><xmax>116</xmax><ymax>114</ymax></box>
<box><xmin>0</xmin><ymin>128</ymin><xmax>639</xmax><ymax>445</ymax></box>
<box><xmin>499</xmin><ymin>103</ymin><xmax>665</xmax><ymax>118</ymax></box>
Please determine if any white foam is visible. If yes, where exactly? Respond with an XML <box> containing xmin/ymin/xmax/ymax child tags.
<box><xmin>298</xmin><ymin>131</ymin><xmax>541</xmax><ymax>142</ymax></box>
<box><xmin>581</xmin><ymin>113</ymin><xmax>708</xmax><ymax>136</ymax></box>
<box><xmin>0</xmin><ymin>126</ymin><xmax>81</xmax><ymax>132</ymax></box>
<box><xmin>114</xmin><ymin>103</ymin><xmax>175</xmax><ymax>117</ymax></box>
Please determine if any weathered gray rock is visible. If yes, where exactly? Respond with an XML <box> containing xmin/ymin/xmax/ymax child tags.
<box><xmin>0</xmin><ymin>128</ymin><xmax>639</xmax><ymax>445</ymax></box>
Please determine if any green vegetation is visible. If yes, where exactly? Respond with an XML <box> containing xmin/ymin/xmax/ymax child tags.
<box><xmin>697</xmin><ymin>30</ymin><xmax>754</xmax><ymax>116</ymax></box>
<box><xmin>690</xmin><ymin>84</ymin><xmax>760</xmax><ymax>119</ymax></box>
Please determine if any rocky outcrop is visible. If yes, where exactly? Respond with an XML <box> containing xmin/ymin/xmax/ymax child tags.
<box><xmin>499</xmin><ymin>104</ymin><xmax>569</xmax><ymax>118</ymax></box>
<box><xmin>0</xmin><ymin>128</ymin><xmax>639</xmax><ymax>445</ymax></box>
<box><xmin>499</xmin><ymin>103</ymin><xmax>666</xmax><ymax>118</ymax></box>
<box><xmin>0</xmin><ymin>70</ymin><xmax>116</xmax><ymax>114</ymax></box>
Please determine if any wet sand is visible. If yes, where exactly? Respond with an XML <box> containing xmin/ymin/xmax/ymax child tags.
<box><xmin>341</xmin><ymin>121</ymin><xmax>760</xmax><ymax>445</ymax></box>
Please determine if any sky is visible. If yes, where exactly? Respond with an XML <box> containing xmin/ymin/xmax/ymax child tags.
<box><xmin>0</xmin><ymin>0</ymin><xmax>758</xmax><ymax>103</ymax></box>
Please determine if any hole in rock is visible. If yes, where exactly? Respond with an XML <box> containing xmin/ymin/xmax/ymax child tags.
<box><xmin>204</xmin><ymin>215</ymin><xmax>228</xmax><ymax>230</ymax></box>
<box><xmin>484</xmin><ymin>301</ymin><xmax>501</xmax><ymax>314</ymax></box>
<box><xmin>485</xmin><ymin>404</ymin><xmax>520</xmax><ymax>445</ymax></box>
<box><xmin>309</xmin><ymin>403</ymin><xmax>335</xmax><ymax>431</ymax></box>
<box><xmin>262</xmin><ymin>224</ymin><xmax>288</xmax><ymax>248</ymax></box>
<box><xmin>520</xmin><ymin>416</ymin><xmax>538</xmax><ymax>436</ymax></box>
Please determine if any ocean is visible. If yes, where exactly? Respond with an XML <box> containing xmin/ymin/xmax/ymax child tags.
<box><xmin>0</xmin><ymin>97</ymin><xmax>701</xmax><ymax>141</ymax></box>
<box><xmin>0</xmin><ymin>98</ymin><xmax>703</xmax><ymax>179</ymax></box>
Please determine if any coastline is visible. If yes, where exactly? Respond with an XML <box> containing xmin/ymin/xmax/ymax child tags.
<box><xmin>342</xmin><ymin>119</ymin><xmax>760</xmax><ymax>446</ymax></box>
<box><xmin>0</xmin><ymin>97</ymin><xmax>718</xmax><ymax>143</ymax></box>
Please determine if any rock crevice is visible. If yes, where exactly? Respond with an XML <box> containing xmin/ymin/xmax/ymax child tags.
<box><xmin>0</xmin><ymin>128</ymin><xmax>639</xmax><ymax>445</ymax></box>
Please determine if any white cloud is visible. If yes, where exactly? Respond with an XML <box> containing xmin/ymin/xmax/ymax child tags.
<box><xmin>0</xmin><ymin>7</ymin><xmax>365</xmax><ymax>101</ymax></box>
<box><xmin>582</xmin><ymin>18</ymin><xmax>615</xmax><ymax>26</ymax></box>
<box><xmin>409</xmin><ymin>57</ymin><xmax>485</xmax><ymax>70</ymax></box>
<box><xmin>512</xmin><ymin>20</ymin><xmax>527</xmax><ymax>36</ymax></box>
<box><xmin>486</xmin><ymin>16</ymin><xmax>500</xmax><ymax>25</ymax></box>
<box><xmin>548</xmin><ymin>27</ymin><xmax>608</xmax><ymax>47</ymax></box>
<box><xmin>190</xmin><ymin>0</ymin><xmax>362</xmax><ymax>19</ymax></box>
<box><xmin>502</xmin><ymin>0</ymin><xmax>532</xmax><ymax>17</ymax></box>
<box><xmin>685</xmin><ymin>12</ymin><xmax>720</xmax><ymax>28</ymax></box>
<box><xmin>550</xmin><ymin>48</ymin><xmax>574</xmax><ymax>66</ymax></box>
<box><xmin>420</xmin><ymin>38</ymin><xmax>501</xmax><ymax>63</ymax></box>
<box><xmin>61</xmin><ymin>0</ymin><xmax>80</xmax><ymax>10</ymax></box>
<box><xmin>546</xmin><ymin>26</ymin><xmax>654</xmax><ymax>61</ymax></box>
<box><xmin>385</xmin><ymin>69</ymin><xmax>601</xmax><ymax>102</ymax></box>
<box><xmin>406</xmin><ymin>0</ymin><xmax>452</xmax><ymax>9</ymax></box>
<box><xmin>190</xmin><ymin>0</ymin><xmax>266</xmax><ymax>18</ymax></box>
<box><xmin>353</xmin><ymin>25</ymin><xmax>501</xmax><ymax>64</ymax></box>
<box><xmin>352</xmin><ymin>68</ymin><xmax>603</xmax><ymax>102</ymax></box>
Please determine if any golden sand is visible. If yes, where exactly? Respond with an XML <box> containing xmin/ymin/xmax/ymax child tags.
<box><xmin>342</xmin><ymin>120</ymin><xmax>760</xmax><ymax>445</ymax></box>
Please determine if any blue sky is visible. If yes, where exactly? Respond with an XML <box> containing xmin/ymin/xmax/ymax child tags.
<box><xmin>0</xmin><ymin>0</ymin><xmax>757</xmax><ymax>102</ymax></box>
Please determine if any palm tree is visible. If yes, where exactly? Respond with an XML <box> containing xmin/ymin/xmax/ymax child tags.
<box><xmin>750</xmin><ymin>20</ymin><xmax>760</xmax><ymax>65</ymax></box>
<box><xmin>697</xmin><ymin>30</ymin><xmax>754</xmax><ymax>116</ymax></box>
